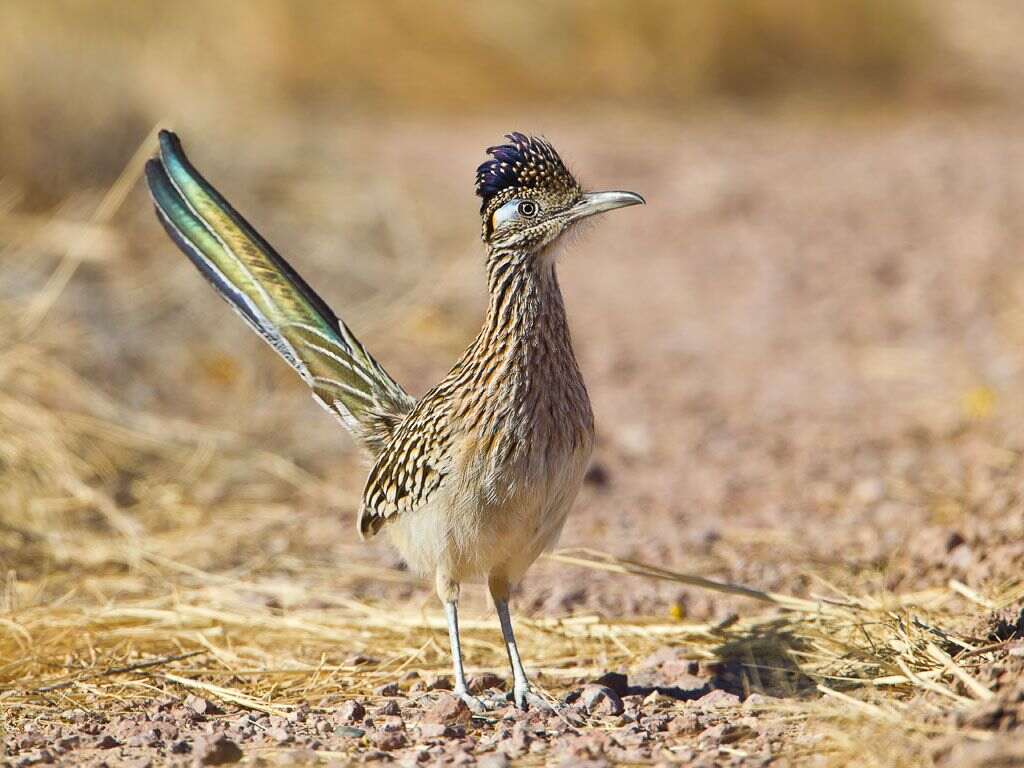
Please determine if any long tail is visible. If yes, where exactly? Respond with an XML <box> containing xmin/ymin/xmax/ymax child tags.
<box><xmin>145</xmin><ymin>130</ymin><xmax>413</xmax><ymax>454</ymax></box>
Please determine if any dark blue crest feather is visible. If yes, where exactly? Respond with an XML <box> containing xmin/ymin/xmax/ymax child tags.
<box><xmin>475</xmin><ymin>132</ymin><xmax>578</xmax><ymax>214</ymax></box>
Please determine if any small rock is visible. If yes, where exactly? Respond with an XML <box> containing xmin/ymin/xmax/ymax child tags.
<box><xmin>335</xmin><ymin>700</ymin><xmax>366</xmax><ymax>723</ymax></box>
<box><xmin>510</xmin><ymin>722</ymin><xmax>533</xmax><ymax>753</ymax></box>
<box><xmin>151</xmin><ymin>695</ymin><xmax>179</xmax><ymax>712</ymax></box>
<box><xmin>698</xmin><ymin>689</ymin><xmax>741</xmax><ymax>708</ymax></box>
<box><xmin>424</xmin><ymin>694</ymin><xmax>472</xmax><ymax>725</ymax></box>
<box><xmin>418</xmin><ymin>722</ymin><xmax>449</xmax><ymax>739</ymax></box>
<box><xmin>668</xmin><ymin>712</ymin><xmax>702</xmax><ymax>735</ymax></box>
<box><xmin>698</xmin><ymin>722</ymin><xmax>755</xmax><ymax>746</ymax></box>
<box><xmin>192</xmin><ymin>734</ymin><xmax>243</xmax><ymax>765</ymax></box>
<box><xmin>742</xmin><ymin>692</ymin><xmax>777</xmax><ymax>709</ymax></box>
<box><xmin>427</xmin><ymin>676</ymin><xmax>453</xmax><ymax>691</ymax></box>
<box><xmin>54</xmin><ymin>736</ymin><xmax>80</xmax><ymax>752</ymax></box>
<box><xmin>170</xmin><ymin>739</ymin><xmax>191</xmax><ymax>754</ymax></box>
<box><xmin>334</xmin><ymin>726</ymin><xmax>366</xmax><ymax>739</ymax></box>
<box><xmin>641</xmin><ymin>714</ymin><xmax>670</xmax><ymax>733</ymax></box>
<box><xmin>641</xmin><ymin>690</ymin><xmax>676</xmax><ymax>708</ymax></box>
<box><xmin>468</xmin><ymin>672</ymin><xmax>505</xmax><ymax>694</ymax></box>
<box><xmin>377</xmin><ymin>700</ymin><xmax>401</xmax><ymax>716</ymax></box>
<box><xmin>375</xmin><ymin>682</ymin><xmax>400</xmax><ymax>697</ymax></box>
<box><xmin>373</xmin><ymin>731</ymin><xmax>407</xmax><ymax>751</ymax></box>
<box><xmin>94</xmin><ymin>734</ymin><xmax>119</xmax><ymax>749</ymax></box>
<box><xmin>580</xmin><ymin>684</ymin><xmax>624</xmax><ymax>716</ymax></box>
<box><xmin>268</xmin><ymin>727</ymin><xmax>291</xmax><ymax>744</ymax></box>
<box><xmin>185</xmin><ymin>695</ymin><xmax>223</xmax><ymax>717</ymax></box>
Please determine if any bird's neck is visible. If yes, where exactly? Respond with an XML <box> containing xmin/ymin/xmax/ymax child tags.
<box><xmin>481</xmin><ymin>246</ymin><xmax>571</xmax><ymax>355</ymax></box>
<box><xmin>449</xmin><ymin>245</ymin><xmax>593</xmax><ymax>456</ymax></box>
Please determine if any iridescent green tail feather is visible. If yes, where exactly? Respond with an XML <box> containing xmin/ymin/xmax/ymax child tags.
<box><xmin>145</xmin><ymin>130</ymin><xmax>413</xmax><ymax>454</ymax></box>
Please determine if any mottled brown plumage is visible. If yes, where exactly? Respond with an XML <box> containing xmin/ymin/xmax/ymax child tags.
<box><xmin>147</xmin><ymin>130</ymin><xmax>643</xmax><ymax>711</ymax></box>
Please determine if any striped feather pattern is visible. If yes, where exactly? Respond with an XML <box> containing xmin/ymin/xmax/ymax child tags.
<box><xmin>145</xmin><ymin>131</ymin><xmax>413</xmax><ymax>454</ymax></box>
<box><xmin>357</xmin><ymin>244</ymin><xmax>593</xmax><ymax>538</ymax></box>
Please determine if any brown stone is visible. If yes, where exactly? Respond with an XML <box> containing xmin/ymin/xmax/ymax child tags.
<box><xmin>192</xmin><ymin>734</ymin><xmax>243</xmax><ymax>765</ymax></box>
<box><xmin>424</xmin><ymin>693</ymin><xmax>472</xmax><ymax>726</ymax></box>
<box><xmin>580</xmin><ymin>684</ymin><xmax>624</xmax><ymax>716</ymax></box>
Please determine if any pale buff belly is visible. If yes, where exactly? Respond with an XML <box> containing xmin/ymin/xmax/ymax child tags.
<box><xmin>385</xmin><ymin>432</ymin><xmax>593</xmax><ymax>585</ymax></box>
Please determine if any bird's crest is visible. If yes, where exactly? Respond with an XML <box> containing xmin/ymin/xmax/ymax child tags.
<box><xmin>475</xmin><ymin>132</ymin><xmax>580</xmax><ymax>217</ymax></box>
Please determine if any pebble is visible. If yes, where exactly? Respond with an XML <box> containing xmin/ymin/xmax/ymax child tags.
<box><xmin>427</xmin><ymin>675</ymin><xmax>453</xmax><ymax>691</ymax></box>
<box><xmin>192</xmin><ymin>734</ymin><xmax>243</xmax><ymax>765</ymax></box>
<box><xmin>335</xmin><ymin>700</ymin><xmax>366</xmax><ymax>723</ymax></box>
<box><xmin>580</xmin><ymin>684</ymin><xmax>625</xmax><ymax>716</ymax></box>
<box><xmin>335</xmin><ymin>726</ymin><xmax>366</xmax><ymax>739</ymax></box>
<box><xmin>468</xmin><ymin>672</ymin><xmax>505</xmax><ymax>693</ymax></box>
<box><xmin>376</xmin><ymin>682</ymin><xmax>401</xmax><ymax>697</ymax></box>
<box><xmin>424</xmin><ymin>693</ymin><xmax>472</xmax><ymax>725</ymax></box>
<box><xmin>373</xmin><ymin>731</ymin><xmax>407</xmax><ymax>751</ymax></box>
<box><xmin>377</xmin><ymin>700</ymin><xmax>401</xmax><ymax>716</ymax></box>
<box><xmin>698</xmin><ymin>689</ymin><xmax>741</xmax><ymax>708</ymax></box>
<box><xmin>267</xmin><ymin>726</ymin><xmax>291</xmax><ymax>744</ymax></box>
<box><xmin>94</xmin><ymin>734</ymin><xmax>119</xmax><ymax>749</ymax></box>
<box><xmin>185</xmin><ymin>694</ymin><xmax>223</xmax><ymax>716</ymax></box>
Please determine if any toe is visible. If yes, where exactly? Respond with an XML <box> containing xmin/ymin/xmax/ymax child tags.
<box><xmin>456</xmin><ymin>691</ymin><xmax>487</xmax><ymax>714</ymax></box>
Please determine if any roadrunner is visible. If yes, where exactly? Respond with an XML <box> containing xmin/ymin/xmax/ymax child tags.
<box><xmin>145</xmin><ymin>130</ymin><xmax>644</xmax><ymax>710</ymax></box>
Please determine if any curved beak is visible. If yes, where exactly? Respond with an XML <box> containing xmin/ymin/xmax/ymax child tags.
<box><xmin>568</xmin><ymin>190</ymin><xmax>646</xmax><ymax>222</ymax></box>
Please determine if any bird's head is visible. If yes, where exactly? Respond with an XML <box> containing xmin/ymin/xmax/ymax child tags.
<box><xmin>475</xmin><ymin>132</ymin><xmax>644</xmax><ymax>253</ymax></box>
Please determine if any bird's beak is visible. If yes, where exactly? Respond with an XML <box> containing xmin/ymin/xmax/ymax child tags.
<box><xmin>568</xmin><ymin>190</ymin><xmax>646</xmax><ymax>222</ymax></box>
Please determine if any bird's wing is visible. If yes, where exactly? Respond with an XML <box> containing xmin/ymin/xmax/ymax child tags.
<box><xmin>357</xmin><ymin>397</ymin><xmax>452</xmax><ymax>539</ymax></box>
<box><xmin>146</xmin><ymin>130</ymin><xmax>414</xmax><ymax>454</ymax></box>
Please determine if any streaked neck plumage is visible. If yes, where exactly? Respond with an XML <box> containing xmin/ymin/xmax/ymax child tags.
<box><xmin>458</xmin><ymin>243</ymin><xmax>593</xmax><ymax>460</ymax></box>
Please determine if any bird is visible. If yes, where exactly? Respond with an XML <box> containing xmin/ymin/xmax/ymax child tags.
<box><xmin>145</xmin><ymin>129</ymin><xmax>644</xmax><ymax>711</ymax></box>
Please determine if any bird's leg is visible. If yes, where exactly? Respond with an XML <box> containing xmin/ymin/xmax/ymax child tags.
<box><xmin>438</xmin><ymin>574</ymin><xmax>485</xmax><ymax>713</ymax></box>
<box><xmin>490</xmin><ymin>576</ymin><xmax>553</xmax><ymax>711</ymax></box>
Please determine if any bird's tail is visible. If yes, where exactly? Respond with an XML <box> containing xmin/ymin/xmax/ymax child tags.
<box><xmin>145</xmin><ymin>130</ymin><xmax>413</xmax><ymax>454</ymax></box>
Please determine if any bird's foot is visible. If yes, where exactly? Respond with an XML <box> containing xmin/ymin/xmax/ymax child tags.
<box><xmin>511</xmin><ymin>684</ymin><xmax>556</xmax><ymax>712</ymax></box>
<box><xmin>453</xmin><ymin>688</ymin><xmax>488</xmax><ymax>714</ymax></box>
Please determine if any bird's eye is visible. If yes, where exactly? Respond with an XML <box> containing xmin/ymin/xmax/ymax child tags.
<box><xmin>517</xmin><ymin>200</ymin><xmax>538</xmax><ymax>217</ymax></box>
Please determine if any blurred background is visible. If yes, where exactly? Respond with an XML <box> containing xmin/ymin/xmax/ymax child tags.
<box><xmin>4</xmin><ymin>0</ymin><xmax>1024</xmax><ymax>621</ymax></box>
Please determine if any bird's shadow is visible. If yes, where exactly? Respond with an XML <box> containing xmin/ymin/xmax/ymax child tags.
<box><xmin>579</xmin><ymin>618</ymin><xmax>817</xmax><ymax>703</ymax></box>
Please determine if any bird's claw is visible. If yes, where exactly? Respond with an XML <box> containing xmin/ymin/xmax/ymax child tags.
<box><xmin>454</xmin><ymin>690</ymin><xmax>488</xmax><ymax>714</ymax></box>
<box><xmin>512</xmin><ymin>685</ymin><xmax>556</xmax><ymax>712</ymax></box>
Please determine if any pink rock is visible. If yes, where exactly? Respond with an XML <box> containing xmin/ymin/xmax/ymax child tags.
<box><xmin>699</xmin><ymin>689</ymin><xmax>741</xmax><ymax>708</ymax></box>
<box><xmin>580</xmin><ymin>685</ymin><xmax>624</xmax><ymax>716</ymax></box>
<box><xmin>418</xmin><ymin>722</ymin><xmax>449</xmax><ymax>739</ymax></box>
<box><xmin>373</xmin><ymin>731</ymin><xmax>407</xmax><ymax>751</ymax></box>
<box><xmin>335</xmin><ymin>700</ymin><xmax>366</xmax><ymax>723</ymax></box>
<box><xmin>185</xmin><ymin>694</ymin><xmax>223</xmax><ymax>716</ymax></box>
<box><xmin>424</xmin><ymin>694</ymin><xmax>472</xmax><ymax>726</ymax></box>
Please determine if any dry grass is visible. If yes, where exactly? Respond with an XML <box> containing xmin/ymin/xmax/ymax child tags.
<box><xmin>0</xmin><ymin>203</ymin><xmax>1017</xmax><ymax>757</ymax></box>
<box><xmin>3</xmin><ymin>5</ymin><xmax>1024</xmax><ymax>751</ymax></box>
